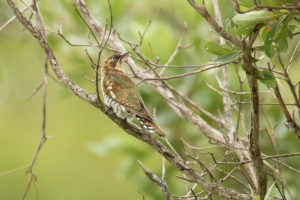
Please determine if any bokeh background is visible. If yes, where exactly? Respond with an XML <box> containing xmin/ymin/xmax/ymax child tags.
<box><xmin>1</xmin><ymin>0</ymin><xmax>300</xmax><ymax>199</ymax></box>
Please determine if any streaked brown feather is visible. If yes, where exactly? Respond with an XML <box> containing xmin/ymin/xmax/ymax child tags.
<box><xmin>101</xmin><ymin>54</ymin><xmax>165</xmax><ymax>137</ymax></box>
<box><xmin>102</xmin><ymin>68</ymin><xmax>152</xmax><ymax>121</ymax></box>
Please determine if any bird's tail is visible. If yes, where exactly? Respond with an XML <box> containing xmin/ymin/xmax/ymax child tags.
<box><xmin>136</xmin><ymin>116</ymin><xmax>165</xmax><ymax>137</ymax></box>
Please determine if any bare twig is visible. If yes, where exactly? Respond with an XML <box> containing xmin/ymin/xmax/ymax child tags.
<box><xmin>185</xmin><ymin>0</ymin><xmax>265</xmax><ymax>191</ymax></box>
<box><xmin>7</xmin><ymin>0</ymin><xmax>253</xmax><ymax>198</ymax></box>
<box><xmin>137</xmin><ymin>9</ymin><xmax>160</xmax><ymax>47</ymax></box>
<box><xmin>21</xmin><ymin>56</ymin><xmax>49</xmax><ymax>200</ymax></box>
<box><xmin>138</xmin><ymin>161</ymin><xmax>172</xmax><ymax>200</ymax></box>
<box><xmin>212</xmin><ymin>0</ymin><xmax>234</xmax><ymax>145</ymax></box>
<box><xmin>139</xmin><ymin>62</ymin><xmax>229</xmax><ymax>81</ymax></box>
<box><xmin>277</xmin><ymin>52</ymin><xmax>300</xmax><ymax>118</ymax></box>
<box><xmin>186</xmin><ymin>0</ymin><xmax>243</xmax><ymax>47</ymax></box>
<box><xmin>26</xmin><ymin>81</ymin><xmax>44</xmax><ymax>101</ymax></box>
<box><xmin>0</xmin><ymin>6</ymin><xmax>29</xmax><ymax>32</ymax></box>
<box><xmin>274</xmin><ymin>83</ymin><xmax>300</xmax><ymax>140</ymax></box>
<box><xmin>20</xmin><ymin>0</ymin><xmax>50</xmax><ymax>198</ymax></box>
<box><xmin>159</xmin><ymin>23</ymin><xmax>187</xmax><ymax>75</ymax></box>
<box><xmin>286</xmin><ymin>41</ymin><xmax>300</xmax><ymax>72</ymax></box>
<box><xmin>0</xmin><ymin>165</ymin><xmax>29</xmax><ymax>177</ymax></box>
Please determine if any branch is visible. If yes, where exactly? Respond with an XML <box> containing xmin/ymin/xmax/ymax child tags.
<box><xmin>212</xmin><ymin>0</ymin><xmax>233</xmax><ymax>143</ymax></box>
<box><xmin>186</xmin><ymin>0</ymin><xmax>243</xmax><ymax>47</ymax></box>
<box><xmin>159</xmin><ymin>23</ymin><xmax>187</xmax><ymax>75</ymax></box>
<box><xmin>274</xmin><ymin>83</ymin><xmax>300</xmax><ymax>140</ymax></box>
<box><xmin>186</xmin><ymin>0</ymin><xmax>266</xmax><ymax>195</ymax></box>
<box><xmin>76</xmin><ymin>0</ymin><xmax>258</xmax><ymax>191</ymax></box>
<box><xmin>139</xmin><ymin>62</ymin><xmax>228</xmax><ymax>81</ymax></box>
<box><xmin>277</xmin><ymin>52</ymin><xmax>300</xmax><ymax>117</ymax></box>
<box><xmin>74</xmin><ymin>0</ymin><xmax>228</xmax><ymax>148</ymax></box>
<box><xmin>242</xmin><ymin>48</ymin><xmax>267</xmax><ymax>198</ymax></box>
<box><xmin>7</xmin><ymin>0</ymin><xmax>252</xmax><ymax>199</ymax></box>
<box><xmin>0</xmin><ymin>165</ymin><xmax>28</xmax><ymax>177</ymax></box>
<box><xmin>21</xmin><ymin>0</ymin><xmax>49</xmax><ymax>198</ymax></box>
<box><xmin>138</xmin><ymin>161</ymin><xmax>172</xmax><ymax>200</ymax></box>
<box><xmin>0</xmin><ymin>6</ymin><xmax>29</xmax><ymax>32</ymax></box>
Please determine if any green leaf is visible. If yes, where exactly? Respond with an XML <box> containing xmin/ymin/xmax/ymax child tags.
<box><xmin>277</xmin><ymin>35</ymin><xmax>288</xmax><ymax>52</ymax></box>
<box><xmin>274</xmin><ymin>15</ymin><xmax>292</xmax><ymax>41</ymax></box>
<box><xmin>260</xmin><ymin>0</ymin><xmax>282</xmax><ymax>6</ymax></box>
<box><xmin>264</xmin><ymin>182</ymin><xmax>276</xmax><ymax>200</ymax></box>
<box><xmin>232</xmin><ymin>10</ymin><xmax>283</xmax><ymax>27</ymax></box>
<box><xmin>226</xmin><ymin>19</ymin><xmax>238</xmax><ymax>35</ymax></box>
<box><xmin>255</xmin><ymin>68</ymin><xmax>277</xmax><ymax>88</ymax></box>
<box><xmin>264</xmin><ymin>20</ymin><xmax>280</xmax><ymax>58</ymax></box>
<box><xmin>238</xmin><ymin>0</ymin><xmax>254</xmax><ymax>8</ymax></box>
<box><xmin>226</xmin><ymin>19</ymin><xmax>253</xmax><ymax>36</ymax></box>
<box><xmin>236</xmin><ymin>25</ymin><xmax>254</xmax><ymax>36</ymax></box>
<box><xmin>213</xmin><ymin>51</ymin><xmax>241</xmax><ymax>63</ymax></box>
<box><xmin>287</xmin><ymin>29</ymin><xmax>293</xmax><ymax>39</ymax></box>
<box><xmin>204</xmin><ymin>40</ymin><xmax>233</xmax><ymax>56</ymax></box>
<box><xmin>226</xmin><ymin>24</ymin><xmax>238</xmax><ymax>35</ymax></box>
<box><xmin>239</xmin><ymin>0</ymin><xmax>295</xmax><ymax>8</ymax></box>
<box><xmin>260</xmin><ymin>25</ymin><xmax>270</xmax><ymax>41</ymax></box>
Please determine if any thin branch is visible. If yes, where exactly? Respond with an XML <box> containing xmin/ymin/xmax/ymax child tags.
<box><xmin>277</xmin><ymin>52</ymin><xmax>300</xmax><ymax>117</ymax></box>
<box><xmin>137</xmin><ymin>9</ymin><xmax>160</xmax><ymax>47</ymax></box>
<box><xmin>286</xmin><ymin>41</ymin><xmax>300</xmax><ymax>72</ymax></box>
<box><xmin>232</xmin><ymin>101</ymin><xmax>297</xmax><ymax>106</ymax></box>
<box><xmin>21</xmin><ymin>0</ymin><xmax>50</xmax><ymax>198</ymax></box>
<box><xmin>8</xmin><ymin>1</ymin><xmax>252</xmax><ymax>198</ymax></box>
<box><xmin>212</xmin><ymin>0</ymin><xmax>233</xmax><ymax>143</ymax></box>
<box><xmin>139</xmin><ymin>62</ymin><xmax>229</xmax><ymax>81</ymax></box>
<box><xmin>215</xmin><ymin>167</ymin><xmax>250</xmax><ymax>190</ymax></box>
<box><xmin>26</xmin><ymin>81</ymin><xmax>44</xmax><ymax>101</ymax></box>
<box><xmin>0</xmin><ymin>6</ymin><xmax>29</xmax><ymax>32</ymax></box>
<box><xmin>138</xmin><ymin>161</ymin><xmax>172</xmax><ymax>200</ymax></box>
<box><xmin>269</xmin><ymin>159</ymin><xmax>300</xmax><ymax>175</ymax></box>
<box><xmin>21</xmin><ymin>55</ymin><xmax>49</xmax><ymax>200</ymax></box>
<box><xmin>57</xmin><ymin>27</ymin><xmax>98</xmax><ymax>47</ymax></box>
<box><xmin>186</xmin><ymin>0</ymin><xmax>243</xmax><ymax>47</ymax></box>
<box><xmin>274</xmin><ymin>82</ymin><xmax>300</xmax><ymax>140</ymax></box>
<box><xmin>159</xmin><ymin>23</ymin><xmax>187</xmax><ymax>75</ymax></box>
<box><xmin>0</xmin><ymin>165</ymin><xmax>29</xmax><ymax>177</ymax></box>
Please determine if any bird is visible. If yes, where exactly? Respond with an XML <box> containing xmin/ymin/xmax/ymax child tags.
<box><xmin>101</xmin><ymin>52</ymin><xmax>165</xmax><ymax>137</ymax></box>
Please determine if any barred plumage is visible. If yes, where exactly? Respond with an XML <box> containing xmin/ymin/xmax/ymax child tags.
<box><xmin>101</xmin><ymin>53</ymin><xmax>165</xmax><ymax>137</ymax></box>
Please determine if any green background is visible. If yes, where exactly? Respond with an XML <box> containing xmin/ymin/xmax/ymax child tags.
<box><xmin>1</xmin><ymin>0</ymin><xmax>300</xmax><ymax>199</ymax></box>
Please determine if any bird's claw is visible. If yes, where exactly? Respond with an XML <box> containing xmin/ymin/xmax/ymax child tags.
<box><xmin>104</xmin><ymin>106</ymin><xmax>111</xmax><ymax>114</ymax></box>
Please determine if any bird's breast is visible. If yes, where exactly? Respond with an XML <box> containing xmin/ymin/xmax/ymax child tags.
<box><xmin>101</xmin><ymin>75</ymin><xmax>134</xmax><ymax>120</ymax></box>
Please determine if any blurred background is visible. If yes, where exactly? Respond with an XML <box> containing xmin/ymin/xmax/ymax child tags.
<box><xmin>1</xmin><ymin>0</ymin><xmax>300</xmax><ymax>199</ymax></box>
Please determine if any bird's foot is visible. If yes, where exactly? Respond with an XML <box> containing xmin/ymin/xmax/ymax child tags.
<box><xmin>104</xmin><ymin>106</ymin><xmax>111</xmax><ymax>114</ymax></box>
<box><xmin>122</xmin><ymin>117</ymin><xmax>128</xmax><ymax>123</ymax></box>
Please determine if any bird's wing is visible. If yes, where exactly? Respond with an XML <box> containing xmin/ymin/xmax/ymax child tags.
<box><xmin>103</xmin><ymin>72</ymin><xmax>152</xmax><ymax>121</ymax></box>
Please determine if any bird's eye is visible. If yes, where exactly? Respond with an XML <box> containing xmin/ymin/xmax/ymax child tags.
<box><xmin>113</xmin><ymin>56</ymin><xmax>119</xmax><ymax>60</ymax></box>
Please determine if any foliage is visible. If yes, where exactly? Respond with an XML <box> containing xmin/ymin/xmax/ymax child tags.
<box><xmin>1</xmin><ymin>0</ymin><xmax>300</xmax><ymax>199</ymax></box>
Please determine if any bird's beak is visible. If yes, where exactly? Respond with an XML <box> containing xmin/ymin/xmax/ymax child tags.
<box><xmin>120</xmin><ymin>52</ymin><xmax>129</xmax><ymax>61</ymax></box>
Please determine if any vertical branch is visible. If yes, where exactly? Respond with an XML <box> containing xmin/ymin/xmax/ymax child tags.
<box><xmin>234</xmin><ymin>64</ymin><xmax>244</xmax><ymax>141</ymax></box>
<box><xmin>21</xmin><ymin>56</ymin><xmax>49</xmax><ymax>200</ymax></box>
<box><xmin>242</xmin><ymin>46</ymin><xmax>267</xmax><ymax>198</ymax></box>
<box><xmin>212</xmin><ymin>0</ymin><xmax>233</xmax><ymax>141</ymax></box>
<box><xmin>274</xmin><ymin>83</ymin><xmax>300</xmax><ymax>139</ymax></box>
<box><xmin>277</xmin><ymin>52</ymin><xmax>300</xmax><ymax>118</ymax></box>
<box><xmin>21</xmin><ymin>0</ymin><xmax>50</xmax><ymax>199</ymax></box>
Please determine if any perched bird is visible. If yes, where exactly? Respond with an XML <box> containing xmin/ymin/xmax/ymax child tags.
<box><xmin>101</xmin><ymin>52</ymin><xmax>165</xmax><ymax>137</ymax></box>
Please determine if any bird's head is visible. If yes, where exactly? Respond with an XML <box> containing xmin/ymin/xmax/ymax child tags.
<box><xmin>103</xmin><ymin>52</ymin><xmax>129</xmax><ymax>71</ymax></box>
